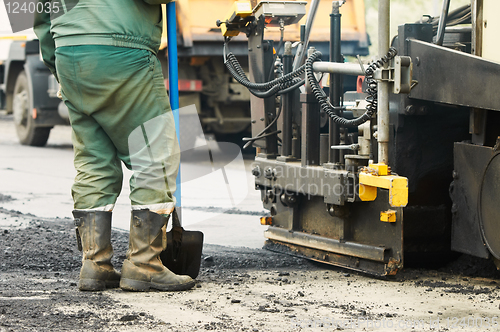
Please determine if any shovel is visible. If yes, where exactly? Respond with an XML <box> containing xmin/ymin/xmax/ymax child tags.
<box><xmin>160</xmin><ymin>209</ymin><xmax>204</xmax><ymax>279</ymax></box>
<box><xmin>162</xmin><ymin>3</ymin><xmax>203</xmax><ymax>280</ymax></box>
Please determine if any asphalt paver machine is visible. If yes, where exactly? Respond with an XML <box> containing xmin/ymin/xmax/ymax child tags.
<box><xmin>219</xmin><ymin>0</ymin><xmax>500</xmax><ymax>276</ymax></box>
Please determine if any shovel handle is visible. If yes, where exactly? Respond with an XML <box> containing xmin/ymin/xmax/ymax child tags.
<box><xmin>172</xmin><ymin>208</ymin><xmax>182</xmax><ymax>228</ymax></box>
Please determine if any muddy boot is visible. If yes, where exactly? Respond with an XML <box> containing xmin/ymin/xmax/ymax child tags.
<box><xmin>120</xmin><ymin>210</ymin><xmax>195</xmax><ymax>292</ymax></box>
<box><xmin>73</xmin><ymin>211</ymin><xmax>121</xmax><ymax>291</ymax></box>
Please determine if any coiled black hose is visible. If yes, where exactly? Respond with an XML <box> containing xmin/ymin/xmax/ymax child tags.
<box><xmin>225</xmin><ymin>52</ymin><xmax>306</xmax><ymax>95</ymax></box>
<box><xmin>306</xmin><ymin>48</ymin><xmax>397</xmax><ymax>127</ymax></box>
<box><xmin>224</xmin><ymin>49</ymin><xmax>306</xmax><ymax>148</ymax></box>
<box><xmin>364</xmin><ymin>47</ymin><xmax>397</xmax><ymax>116</ymax></box>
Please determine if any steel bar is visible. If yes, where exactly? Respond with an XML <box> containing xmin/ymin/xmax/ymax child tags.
<box><xmin>377</xmin><ymin>0</ymin><xmax>390</xmax><ymax>164</ymax></box>
<box><xmin>409</xmin><ymin>39</ymin><xmax>500</xmax><ymax>111</ymax></box>
<box><xmin>265</xmin><ymin>227</ymin><xmax>388</xmax><ymax>262</ymax></box>
<box><xmin>436</xmin><ymin>0</ymin><xmax>451</xmax><ymax>46</ymax></box>
<box><xmin>293</xmin><ymin>0</ymin><xmax>320</xmax><ymax>70</ymax></box>
<box><xmin>282</xmin><ymin>42</ymin><xmax>294</xmax><ymax>157</ymax></box>
<box><xmin>329</xmin><ymin>2</ymin><xmax>342</xmax><ymax>164</ymax></box>
<box><xmin>301</xmin><ymin>48</ymin><xmax>321</xmax><ymax>167</ymax></box>
<box><xmin>312</xmin><ymin>62</ymin><xmax>366</xmax><ymax>75</ymax></box>
<box><xmin>201</xmin><ymin>117</ymin><xmax>250</xmax><ymax>124</ymax></box>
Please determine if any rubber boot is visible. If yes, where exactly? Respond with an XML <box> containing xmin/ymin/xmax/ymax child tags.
<box><xmin>73</xmin><ymin>211</ymin><xmax>121</xmax><ymax>291</ymax></box>
<box><xmin>120</xmin><ymin>210</ymin><xmax>195</xmax><ymax>291</ymax></box>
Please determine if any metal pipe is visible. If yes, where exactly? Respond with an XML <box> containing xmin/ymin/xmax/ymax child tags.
<box><xmin>445</xmin><ymin>26</ymin><xmax>472</xmax><ymax>33</ymax></box>
<box><xmin>320</xmin><ymin>133</ymin><xmax>329</xmax><ymax>165</ymax></box>
<box><xmin>282</xmin><ymin>42</ymin><xmax>293</xmax><ymax>157</ymax></box>
<box><xmin>167</xmin><ymin>1</ymin><xmax>182</xmax><ymax>214</ymax></box>
<box><xmin>377</xmin><ymin>0</ymin><xmax>390</xmax><ymax>164</ymax></box>
<box><xmin>201</xmin><ymin>118</ymin><xmax>250</xmax><ymax>124</ymax></box>
<box><xmin>312</xmin><ymin>62</ymin><xmax>367</xmax><ymax>76</ymax></box>
<box><xmin>293</xmin><ymin>0</ymin><xmax>321</xmax><ymax>70</ymax></box>
<box><xmin>329</xmin><ymin>2</ymin><xmax>342</xmax><ymax>164</ymax></box>
<box><xmin>471</xmin><ymin>0</ymin><xmax>481</xmax><ymax>56</ymax></box>
<box><xmin>331</xmin><ymin>144</ymin><xmax>359</xmax><ymax>150</ymax></box>
<box><xmin>436</xmin><ymin>0</ymin><xmax>451</xmax><ymax>46</ymax></box>
<box><xmin>301</xmin><ymin>47</ymin><xmax>321</xmax><ymax>167</ymax></box>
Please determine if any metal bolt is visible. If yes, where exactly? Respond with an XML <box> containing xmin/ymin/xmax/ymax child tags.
<box><xmin>264</xmin><ymin>168</ymin><xmax>274</xmax><ymax>180</ymax></box>
<box><xmin>328</xmin><ymin>205</ymin><xmax>335</xmax><ymax>216</ymax></box>
<box><xmin>405</xmin><ymin>105</ymin><xmax>415</xmax><ymax>115</ymax></box>
<box><xmin>252</xmin><ymin>166</ymin><xmax>261</xmax><ymax>177</ymax></box>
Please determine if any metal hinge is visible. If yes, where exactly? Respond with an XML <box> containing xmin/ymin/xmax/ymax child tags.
<box><xmin>373</xmin><ymin>56</ymin><xmax>416</xmax><ymax>94</ymax></box>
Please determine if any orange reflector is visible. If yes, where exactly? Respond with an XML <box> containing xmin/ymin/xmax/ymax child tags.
<box><xmin>260</xmin><ymin>216</ymin><xmax>273</xmax><ymax>225</ymax></box>
<box><xmin>380</xmin><ymin>210</ymin><xmax>396</xmax><ymax>223</ymax></box>
<box><xmin>357</xmin><ymin>75</ymin><xmax>364</xmax><ymax>93</ymax></box>
<box><xmin>32</xmin><ymin>108</ymin><xmax>37</xmax><ymax>119</ymax></box>
<box><xmin>164</xmin><ymin>79</ymin><xmax>203</xmax><ymax>92</ymax></box>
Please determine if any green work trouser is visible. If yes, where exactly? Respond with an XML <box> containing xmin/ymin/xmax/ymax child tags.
<box><xmin>55</xmin><ymin>45</ymin><xmax>179</xmax><ymax>211</ymax></box>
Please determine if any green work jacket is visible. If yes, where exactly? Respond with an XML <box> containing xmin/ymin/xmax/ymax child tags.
<box><xmin>34</xmin><ymin>0</ymin><xmax>172</xmax><ymax>82</ymax></box>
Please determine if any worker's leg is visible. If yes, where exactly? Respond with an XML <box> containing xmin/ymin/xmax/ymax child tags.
<box><xmin>56</xmin><ymin>45</ymin><xmax>192</xmax><ymax>291</ymax></box>
<box><xmin>56</xmin><ymin>46</ymin><xmax>124</xmax><ymax>290</ymax></box>
<box><xmin>59</xmin><ymin>45</ymin><xmax>179</xmax><ymax>214</ymax></box>
<box><xmin>56</xmin><ymin>46</ymin><xmax>125</xmax><ymax>210</ymax></box>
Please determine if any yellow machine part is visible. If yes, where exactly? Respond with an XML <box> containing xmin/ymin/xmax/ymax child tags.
<box><xmin>359</xmin><ymin>164</ymin><xmax>408</xmax><ymax>208</ymax></box>
<box><xmin>165</xmin><ymin>0</ymin><xmax>367</xmax><ymax>45</ymax></box>
<box><xmin>380</xmin><ymin>210</ymin><xmax>396</xmax><ymax>223</ymax></box>
<box><xmin>221</xmin><ymin>1</ymin><xmax>253</xmax><ymax>37</ymax></box>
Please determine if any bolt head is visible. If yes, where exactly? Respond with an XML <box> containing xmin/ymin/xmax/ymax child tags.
<box><xmin>405</xmin><ymin>105</ymin><xmax>415</xmax><ymax>115</ymax></box>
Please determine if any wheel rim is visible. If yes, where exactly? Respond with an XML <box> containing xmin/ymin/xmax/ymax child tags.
<box><xmin>479</xmin><ymin>152</ymin><xmax>500</xmax><ymax>260</ymax></box>
<box><xmin>13</xmin><ymin>89</ymin><xmax>29</xmax><ymax>127</ymax></box>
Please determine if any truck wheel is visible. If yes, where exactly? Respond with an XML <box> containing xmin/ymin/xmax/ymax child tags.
<box><xmin>13</xmin><ymin>71</ymin><xmax>51</xmax><ymax>146</ymax></box>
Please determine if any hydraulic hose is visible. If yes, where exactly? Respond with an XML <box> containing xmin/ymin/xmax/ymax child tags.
<box><xmin>224</xmin><ymin>47</ymin><xmax>306</xmax><ymax>148</ymax></box>
<box><xmin>225</xmin><ymin>52</ymin><xmax>306</xmax><ymax>93</ymax></box>
<box><xmin>305</xmin><ymin>48</ymin><xmax>397</xmax><ymax>127</ymax></box>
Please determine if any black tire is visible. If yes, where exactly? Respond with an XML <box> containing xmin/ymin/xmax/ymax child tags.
<box><xmin>13</xmin><ymin>71</ymin><xmax>51</xmax><ymax>146</ymax></box>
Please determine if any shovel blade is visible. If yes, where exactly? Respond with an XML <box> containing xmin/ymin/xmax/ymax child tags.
<box><xmin>161</xmin><ymin>229</ymin><xmax>204</xmax><ymax>279</ymax></box>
